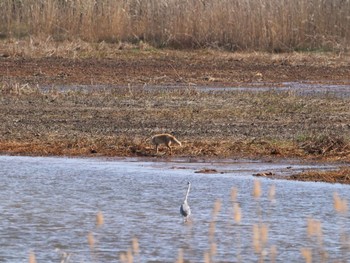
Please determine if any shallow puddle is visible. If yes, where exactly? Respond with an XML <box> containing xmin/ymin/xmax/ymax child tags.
<box><xmin>0</xmin><ymin>156</ymin><xmax>349</xmax><ymax>262</ymax></box>
<box><xmin>43</xmin><ymin>81</ymin><xmax>350</xmax><ymax>97</ymax></box>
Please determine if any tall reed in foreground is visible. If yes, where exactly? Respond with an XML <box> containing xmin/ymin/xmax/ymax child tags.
<box><xmin>28</xmin><ymin>251</ymin><xmax>36</xmax><ymax>263</ymax></box>
<box><xmin>1</xmin><ymin>0</ymin><xmax>349</xmax><ymax>51</ymax></box>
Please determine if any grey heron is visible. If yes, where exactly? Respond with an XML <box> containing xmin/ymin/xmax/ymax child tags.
<box><xmin>180</xmin><ymin>181</ymin><xmax>191</xmax><ymax>222</ymax></box>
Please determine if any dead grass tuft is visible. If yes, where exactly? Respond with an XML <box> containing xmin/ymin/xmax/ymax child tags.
<box><xmin>288</xmin><ymin>167</ymin><xmax>350</xmax><ymax>184</ymax></box>
<box><xmin>299</xmin><ymin>134</ymin><xmax>350</xmax><ymax>156</ymax></box>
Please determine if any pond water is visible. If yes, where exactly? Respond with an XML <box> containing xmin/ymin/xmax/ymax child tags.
<box><xmin>0</xmin><ymin>156</ymin><xmax>349</xmax><ymax>262</ymax></box>
<box><xmin>43</xmin><ymin>81</ymin><xmax>350</xmax><ymax>97</ymax></box>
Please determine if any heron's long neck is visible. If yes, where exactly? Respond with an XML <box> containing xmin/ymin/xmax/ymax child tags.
<box><xmin>184</xmin><ymin>184</ymin><xmax>191</xmax><ymax>202</ymax></box>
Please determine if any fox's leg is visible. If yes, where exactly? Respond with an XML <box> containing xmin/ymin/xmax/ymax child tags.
<box><xmin>155</xmin><ymin>144</ymin><xmax>159</xmax><ymax>153</ymax></box>
<box><xmin>166</xmin><ymin>142</ymin><xmax>172</xmax><ymax>155</ymax></box>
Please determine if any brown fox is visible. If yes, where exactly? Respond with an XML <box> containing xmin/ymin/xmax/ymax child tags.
<box><xmin>151</xmin><ymin>133</ymin><xmax>182</xmax><ymax>154</ymax></box>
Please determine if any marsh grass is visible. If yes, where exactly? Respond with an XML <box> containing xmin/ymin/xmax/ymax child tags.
<box><xmin>0</xmin><ymin>0</ymin><xmax>349</xmax><ymax>52</ymax></box>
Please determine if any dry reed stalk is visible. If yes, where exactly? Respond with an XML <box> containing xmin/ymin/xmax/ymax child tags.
<box><xmin>126</xmin><ymin>249</ymin><xmax>133</xmax><ymax>263</ymax></box>
<box><xmin>231</xmin><ymin>187</ymin><xmax>242</xmax><ymax>222</ymax></box>
<box><xmin>233</xmin><ymin>203</ymin><xmax>242</xmax><ymax>224</ymax></box>
<box><xmin>208</xmin><ymin>221</ymin><xmax>216</xmax><ymax>241</ymax></box>
<box><xmin>212</xmin><ymin>199</ymin><xmax>222</xmax><ymax>218</ymax></box>
<box><xmin>301</xmin><ymin>248</ymin><xmax>312</xmax><ymax>263</ymax></box>
<box><xmin>87</xmin><ymin>232</ymin><xmax>95</xmax><ymax>250</ymax></box>
<box><xmin>119</xmin><ymin>252</ymin><xmax>126</xmax><ymax>262</ymax></box>
<box><xmin>210</xmin><ymin>242</ymin><xmax>217</xmax><ymax>257</ymax></box>
<box><xmin>270</xmin><ymin>245</ymin><xmax>277</xmax><ymax>263</ymax></box>
<box><xmin>230</xmin><ymin>187</ymin><xmax>243</xmax><ymax>262</ymax></box>
<box><xmin>260</xmin><ymin>224</ymin><xmax>269</xmax><ymax>246</ymax></box>
<box><xmin>230</xmin><ymin>187</ymin><xmax>238</xmax><ymax>202</ymax></box>
<box><xmin>253</xmin><ymin>223</ymin><xmax>269</xmax><ymax>254</ymax></box>
<box><xmin>253</xmin><ymin>224</ymin><xmax>261</xmax><ymax>253</ymax></box>
<box><xmin>132</xmin><ymin>237</ymin><xmax>140</xmax><ymax>255</ymax></box>
<box><xmin>204</xmin><ymin>251</ymin><xmax>210</xmax><ymax>263</ymax></box>
<box><xmin>333</xmin><ymin>192</ymin><xmax>348</xmax><ymax>214</ymax></box>
<box><xmin>120</xmin><ymin>237</ymin><xmax>141</xmax><ymax>263</ymax></box>
<box><xmin>176</xmin><ymin>248</ymin><xmax>184</xmax><ymax>263</ymax></box>
<box><xmin>306</xmin><ymin>216</ymin><xmax>325</xmax><ymax>261</ymax></box>
<box><xmin>307</xmin><ymin>218</ymin><xmax>323</xmax><ymax>241</ymax></box>
<box><xmin>96</xmin><ymin>210</ymin><xmax>104</xmax><ymax>227</ymax></box>
<box><xmin>119</xmin><ymin>249</ymin><xmax>134</xmax><ymax>263</ymax></box>
<box><xmin>28</xmin><ymin>251</ymin><xmax>36</xmax><ymax>263</ymax></box>
<box><xmin>253</xmin><ymin>180</ymin><xmax>262</xmax><ymax>199</ymax></box>
<box><xmin>206</xmin><ymin>199</ymin><xmax>222</xmax><ymax>263</ymax></box>
<box><xmin>268</xmin><ymin>185</ymin><xmax>276</xmax><ymax>202</ymax></box>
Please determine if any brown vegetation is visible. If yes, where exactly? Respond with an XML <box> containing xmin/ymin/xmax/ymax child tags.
<box><xmin>0</xmin><ymin>0</ymin><xmax>349</xmax><ymax>52</ymax></box>
<box><xmin>299</xmin><ymin>134</ymin><xmax>350</xmax><ymax>157</ymax></box>
<box><xmin>287</xmin><ymin>167</ymin><xmax>350</xmax><ymax>184</ymax></box>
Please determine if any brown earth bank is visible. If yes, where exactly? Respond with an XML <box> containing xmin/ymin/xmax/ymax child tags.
<box><xmin>0</xmin><ymin>47</ymin><xmax>350</xmax><ymax>184</ymax></box>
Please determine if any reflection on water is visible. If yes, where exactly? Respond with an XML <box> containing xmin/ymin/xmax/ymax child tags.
<box><xmin>0</xmin><ymin>156</ymin><xmax>349</xmax><ymax>262</ymax></box>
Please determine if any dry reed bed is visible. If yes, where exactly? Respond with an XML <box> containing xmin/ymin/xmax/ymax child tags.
<box><xmin>0</xmin><ymin>0</ymin><xmax>349</xmax><ymax>51</ymax></box>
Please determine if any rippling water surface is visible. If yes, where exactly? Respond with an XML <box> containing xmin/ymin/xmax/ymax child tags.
<box><xmin>0</xmin><ymin>156</ymin><xmax>349</xmax><ymax>262</ymax></box>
